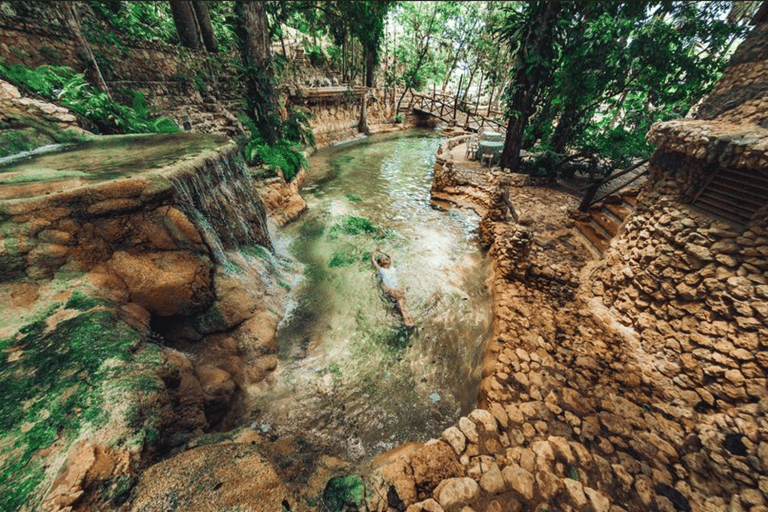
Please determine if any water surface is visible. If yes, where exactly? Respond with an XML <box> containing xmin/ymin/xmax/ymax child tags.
<box><xmin>255</xmin><ymin>129</ymin><xmax>492</xmax><ymax>463</ymax></box>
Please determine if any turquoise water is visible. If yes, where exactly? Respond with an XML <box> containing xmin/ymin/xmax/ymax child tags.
<box><xmin>253</xmin><ymin>130</ymin><xmax>492</xmax><ymax>462</ymax></box>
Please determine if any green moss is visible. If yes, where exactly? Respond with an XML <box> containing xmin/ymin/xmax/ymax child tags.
<box><xmin>321</xmin><ymin>475</ymin><xmax>365</xmax><ymax>512</ymax></box>
<box><xmin>328</xmin><ymin>243</ymin><xmax>359</xmax><ymax>268</ymax></box>
<box><xmin>242</xmin><ymin>244</ymin><xmax>271</xmax><ymax>260</ymax></box>
<box><xmin>345</xmin><ymin>194</ymin><xmax>362</xmax><ymax>202</ymax></box>
<box><xmin>327</xmin><ymin>215</ymin><xmax>379</xmax><ymax>240</ymax></box>
<box><xmin>0</xmin><ymin>244</ymin><xmax>27</xmax><ymax>282</ymax></box>
<box><xmin>0</xmin><ymin>308</ymin><xmax>143</xmax><ymax>511</ymax></box>
<box><xmin>65</xmin><ymin>290</ymin><xmax>108</xmax><ymax>311</ymax></box>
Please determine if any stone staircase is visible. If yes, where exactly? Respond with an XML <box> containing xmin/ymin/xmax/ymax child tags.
<box><xmin>573</xmin><ymin>191</ymin><xmax>637</xmax><ymax>256</ymax></box>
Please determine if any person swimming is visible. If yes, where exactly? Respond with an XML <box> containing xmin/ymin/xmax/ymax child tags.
<box><xmin>371</xmin><ymin>248</ymin><xmax>415</xmax><ymax>327</ymax></box>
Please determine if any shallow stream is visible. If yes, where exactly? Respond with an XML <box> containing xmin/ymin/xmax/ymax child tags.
<box><xmin>253</xmin><ymin>129</ymin><xmax>492</xmax><ymax>463</ymax></box>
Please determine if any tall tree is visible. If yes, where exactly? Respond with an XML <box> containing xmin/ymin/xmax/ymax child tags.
<box><xmin>191</xmin><ymin>1</ymin><xmax>218</xmax><ymax>53</ymax></box>
<box><xmin>392</xmin><ymin>2</ymin><xmax>441</xmax><ymax>113</ymax></box>
<box><xmin>234</xmin><ymin>1</ymin><xmax>282</xmax><ymax>144</ymax></box>
<box><xmin>498</xmin><ymin>1</ymin><xmax>562</xmax><ymax>171</ymax></box>
<box><xmin>169</xmin><ymin>1</ymin><xmax>200</xmax><ymax>50</ymax></box>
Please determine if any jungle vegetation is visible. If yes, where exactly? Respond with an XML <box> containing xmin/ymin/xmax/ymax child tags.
<box><xmin>1</xmin><ymin>1</ymin><xmax>759</xmax><ymax>178</ymax></box>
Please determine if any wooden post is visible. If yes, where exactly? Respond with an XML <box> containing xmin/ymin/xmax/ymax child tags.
<box><xmin>453</xmin><ymin>75</ymin><xmax>463</xmax><ymax>122</ymax></box>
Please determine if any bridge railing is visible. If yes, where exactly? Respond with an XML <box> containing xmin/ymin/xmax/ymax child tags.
<box><xmin>410</xmin><ymin>90</ymin><xmax>506</xmax><ymax>133</ymax></box>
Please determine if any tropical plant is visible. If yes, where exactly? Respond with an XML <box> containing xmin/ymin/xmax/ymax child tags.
<box><xmin>0</xmin><ymin>61</ymin><xmax>180</xmax><ymax>135</ymax></box>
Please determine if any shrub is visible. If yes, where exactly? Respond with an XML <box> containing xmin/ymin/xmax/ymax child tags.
<box><xmin>0</xmin><ymin>61</ymin><xmax>180</xmax><ymax>135</ymax></box>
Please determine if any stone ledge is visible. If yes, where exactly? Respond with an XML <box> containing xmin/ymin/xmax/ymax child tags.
<box><xmin>647</xmin><ymin>119</ymin><xmax>768</xmax><ymax>168</ymax></box>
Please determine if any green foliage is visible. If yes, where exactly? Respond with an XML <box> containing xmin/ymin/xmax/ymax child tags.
<box><xmin>85</xmin><ymin>1</ymin><xmax>176</xmax><ymax>46</ymax></box>
<box><xmin>321</xmin><ymin>475</ymin><xmax>365</xmax><ymax>512</ymax></box>
<box><xmin>244</xmin><ymin>137</ymin><xmax>306</xmax><ymax>182</ymax></box>
<box><xmin>494</xmin><ymin>1</ymin><xmax>752</xmax><ymax>173</ymax></box>
<box><xmin>304</xmin><ymin>42</ymin><xmax>328</xmax><ymax>66</ymax></box>
<box><xmin>239</xmin><ymin>105</ymin><xmax>314</xmax><ymax>182</ymax></box>
<box><xmin>283</xmin><ymin>107</ymin><xmax>316</xmax><ymax>149</ymax></box>
<box><xmin>0</xmin><ymin>62</ymin><xmax>180</xmax><ymax>136</ymax></box>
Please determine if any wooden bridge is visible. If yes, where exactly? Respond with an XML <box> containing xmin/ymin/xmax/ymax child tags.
<box><xmin>409</xmin><ymin>89</ymin><xmax>507</xmax><ymax>133</ymax></box>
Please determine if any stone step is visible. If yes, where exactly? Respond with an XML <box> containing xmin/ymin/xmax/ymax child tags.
<box><xmin>603</xmin><ymin>203</ymin><xmax>630</xmax><ymax>224</ymax></box>
<box><xmin>574</xmin><ymin>219</ymin><xmax>609</xmax><ymax>254</ymax></box>
<box><xmin>592</xmin><ymin>210</ymin><xmax>620</xmax><ymax>238</ymax></box>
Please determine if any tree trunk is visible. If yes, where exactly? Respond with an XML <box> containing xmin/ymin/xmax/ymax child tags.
<box><xmin>550</xmin><ymin>102</ymin><xmax>580</xmax><ymax>154</ymax></box>
<box><xmin>170</xmin><ymin>1</ymin><xmax>200</xmax><ymax>50</ymax></box>
<box><xmin>487</xmin><ymin>85</ymin><xmax>495</xmax><ymax>116</ymax></box>
<box><xmin>236</xmin><ymin>1</ymin><xmax>282</xmax><ymax>144</ymax></box>
<box><xmin>609</xmin><ymin>90</ymin><xmax>628</xmax><ymax>129</ymax></box>
<box><xmin>474</xmin><ymin>70</ymin><xmax>484</xmax><ymax>115</ymax></box>
<box><xmin>358</xmin><ymin>92</ymin><xmax>369</xmax><ymax>134</ymax></box>
<box><xmin>365</xmin><ymin>46</ymin><xmax>376</xmax><ymax>88</ymax></box>
<box><xmin>192</xmin><ymin>1</ymin><xmax>217</xmax><ymax>53</ymax></box>
<box><xmin>500</xmin><ymin>2</ymin><xmax>562</xmax><ymax>171</ymax></box>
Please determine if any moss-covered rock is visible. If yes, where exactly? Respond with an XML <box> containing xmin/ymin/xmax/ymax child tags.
<box><xmin>0</xmin><ymin>294</ymin><xmax>171</xmax><ymax>511</ymax></box>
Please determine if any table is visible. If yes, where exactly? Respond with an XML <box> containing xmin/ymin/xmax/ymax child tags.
<box><xmin>477</xmin><ymin>141</ymin><xmax>504</xmax><ymax>166</ymax></box>
<box><xmin>483</xmin><ymin>131</ymin><xmax>503</xmax><ymax>142</ymax></box>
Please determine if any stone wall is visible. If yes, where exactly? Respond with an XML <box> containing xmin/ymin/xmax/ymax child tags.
<box><xmin>293</xmin><ymin>86</ymin><xmax>409</xmax><ymax>147</ymax></box>
<box><xmin>582</xmin><ymin>10</ymin><xmax>768</xmax><ymax>509</ymax></box>
<box><xmin>0</xmin><ymin>2</ymin><xmax>232</xmax><ymax>102</ymax></box>
<box><xmin>693</xmin><ymin>22</ymin><xmax>768</xmax><ymax>127</ymax></box>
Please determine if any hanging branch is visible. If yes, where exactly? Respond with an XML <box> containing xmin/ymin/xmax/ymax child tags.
<box><xmin>64</xmin><ymin>2</ymin><xmax>112</xmax><ymax>101</ymax></box>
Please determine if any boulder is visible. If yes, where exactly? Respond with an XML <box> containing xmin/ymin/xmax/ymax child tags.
<box><xmin>107</xmin><ymin>250</ymin><xmax>214</xmax><ymax>316</ymax></box>
<box><xmin>126</xmin><ymin>443</ymin><xmax>289</xmax><ymax>512</ymax></box>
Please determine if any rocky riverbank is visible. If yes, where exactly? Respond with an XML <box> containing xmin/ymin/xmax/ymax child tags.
<box><xmin>361</xmin><ymin>131</ymin><xmax>768</xmax><ymax>512</ymax></box>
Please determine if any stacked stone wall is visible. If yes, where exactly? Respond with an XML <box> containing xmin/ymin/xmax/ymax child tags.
<box><xmin>0</xmin><ymin>2</ymin><xmax>402</xmax><ymax>142</ymax></box>
<box><xmin>694</xmin><ymin>23</ymin><xmax>768</xmax><ymax>127</ymax></box>
<box><xmin>581</xmin><ymin>13</ymin><xmax>768</xmax><ymax>509</ymax></box>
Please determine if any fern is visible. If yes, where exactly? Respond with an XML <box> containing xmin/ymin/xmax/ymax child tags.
<box><xmin>244</xmin><ymin>138</ymin><xmax>306</xmax><ymax>182</ymax></box>
<box><xmin>0</xmin><ymin>61</ymin><xmax>179</xmax><ymax>135</ymax></box>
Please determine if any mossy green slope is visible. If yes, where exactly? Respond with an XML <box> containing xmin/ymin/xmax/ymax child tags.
<box><xmin>0</xmin><ymin>290</ymin><xmax>166</xmax><ymax>511</ymax></box>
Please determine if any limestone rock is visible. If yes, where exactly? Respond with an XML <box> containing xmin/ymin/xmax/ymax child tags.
<box><xmin>434</xmin><ymin>478</ymin><xmax>480</xmax><ymax>509</ymax></box>
<box><xmin>126</xmin><ymin>443</ymin><xmax>289</xmax><ymax>512</ymax></box>
<box><xmin>107</xmin><ymin>250</ymin><xmax>213</xmax><ymax>316</ymax></box>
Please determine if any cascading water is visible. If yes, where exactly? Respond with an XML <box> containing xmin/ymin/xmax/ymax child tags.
<box><xmin>251</xmin><ymin>129</ymin><xmax>493</xmax><ymax>464</ymax></box>
<box><xmin>170</xmin><ymin>153</ymin><xmax>272</xmax><ymax>263</ymax></box>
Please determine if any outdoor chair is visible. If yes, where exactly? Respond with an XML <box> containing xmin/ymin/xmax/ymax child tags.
<box><xmin>479</xmin><ymin>144</ymin><xmax>496</xmax><ymax>167</ymax></box>
<box><xmin>466</xmin><ymin>135</ymin><xmax>479</xmax><ymax>160</ymax></box>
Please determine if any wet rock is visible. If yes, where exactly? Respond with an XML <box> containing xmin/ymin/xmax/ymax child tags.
<box><xmin>106</xmin><ymin>250</ymin><xmax>213</xmax><ymax>316</ymax></box>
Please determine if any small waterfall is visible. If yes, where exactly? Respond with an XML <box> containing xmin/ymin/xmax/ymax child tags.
<box><xmin>170</xmin><ymin>152</ymin><xmax>273</xmax><ymax>263</ymax></box>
